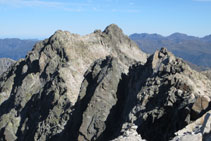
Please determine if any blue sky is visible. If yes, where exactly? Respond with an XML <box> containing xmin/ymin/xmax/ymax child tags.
<box><xmin>0</xmin><ymin>0</ymin><xmax>211</xmax><ymax>39</ymax></box>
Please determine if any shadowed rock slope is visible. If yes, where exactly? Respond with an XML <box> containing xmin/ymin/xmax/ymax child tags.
<box><xmin>0</xmin><ymin>25</ymin><xmax>211</xmax><ymax>141</ymax></box>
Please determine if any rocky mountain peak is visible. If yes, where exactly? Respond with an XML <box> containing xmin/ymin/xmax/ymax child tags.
<box><xmin>0</xmin><ymin>25</ymin><xmax>210</xmax><ymax>141</ymax></box>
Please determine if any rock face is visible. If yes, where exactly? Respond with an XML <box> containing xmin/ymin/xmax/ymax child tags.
<box><xmin>0</xmin><ymin>58</ymin><xmax>15</xmax><ymax>75</ymax></box>
<box><xmin>0</xmin><ymin>24</ymin><xmax>211</xmax><ymax>141</ymax></box>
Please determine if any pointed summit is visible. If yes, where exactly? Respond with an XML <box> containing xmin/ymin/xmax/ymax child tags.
<box><xmin>103</xmin><ymin>24</ymin><xmax>123</xmax><ymax>36</ymax></box>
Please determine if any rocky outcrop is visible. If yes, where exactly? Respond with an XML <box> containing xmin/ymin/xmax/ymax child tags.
<box><xmin>0</xmin><ymin>24</ymin><xmax>211</xmax><ymax>141</ymax></box>
<box><xmin>0</xmin><ymin>58</ymin><xmax>15</xmax><ymax>75</ymax></box>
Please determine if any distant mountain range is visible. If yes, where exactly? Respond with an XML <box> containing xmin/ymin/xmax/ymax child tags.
<box><xmin>130</xmin><ymin>33</ymin><xmax>211</xmax><ymax>68</ymax></box>
<box><xmin>0</xmin><ymin>38</ymin><xmax>38</xmax><ymax>60</ymax></box>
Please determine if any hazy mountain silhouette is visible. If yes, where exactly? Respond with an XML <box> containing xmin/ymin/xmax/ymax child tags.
<box><xmin>0</xmin><ymin>38</ymin><xmax>38</xmax><ymax>60</ymax></box>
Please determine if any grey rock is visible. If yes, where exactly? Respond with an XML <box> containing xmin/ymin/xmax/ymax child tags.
<box><xmin>0</xmin><ymin>58</ymin><xmax>15</xmax><ymax>75</ymax></box>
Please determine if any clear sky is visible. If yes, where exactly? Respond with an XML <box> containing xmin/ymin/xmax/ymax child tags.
<box><xmin>0</xmin><ymin>0</ymin><xmax>211</xmax><ymax>39</ymax></box>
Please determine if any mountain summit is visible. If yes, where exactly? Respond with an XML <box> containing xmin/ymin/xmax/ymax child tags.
<box><xmin>0</xmin><ymin>25</ymin><xmax>210</xmax><ymax>141</ymax></box>
<box><xmin>0</xmin><ymin>24</ymin><xmax>147</xmax><ymax>140</ymax></box>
